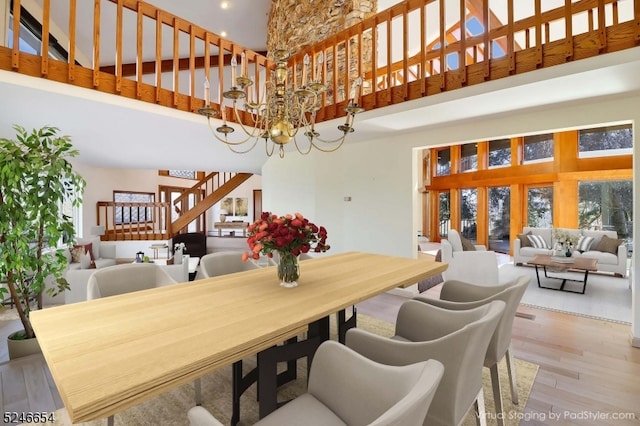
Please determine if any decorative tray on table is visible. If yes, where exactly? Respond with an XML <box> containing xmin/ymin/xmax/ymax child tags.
<box><xmin>550</xmin><ymin>256</ymin><xmax>574</xmax><ymax>263</ymax></box>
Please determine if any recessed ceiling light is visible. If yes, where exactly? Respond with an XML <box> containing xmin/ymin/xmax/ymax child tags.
<box><xmin>221</xmin><ymin>31</ymin><xmax>227</xmax><ymax>38</ymax></box>
<box><xmin>221</xmin><ymin>1</ymin><xmax>229</xmax><ymax>9</ymax></box>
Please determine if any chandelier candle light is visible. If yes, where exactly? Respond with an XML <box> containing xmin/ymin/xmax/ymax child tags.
<box><xmin>198</xmin><ymin>49</ymin><xmax>365</xmax><ymax>158</ymax></box>
<box><xmin>242</xmin><ymin>212</ymin><xmax>330</xmax><ymax>288</ymax></box>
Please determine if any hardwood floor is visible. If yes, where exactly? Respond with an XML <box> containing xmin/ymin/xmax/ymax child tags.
<box><xmin>357</xmin><ymin>291</ymin><xmax>640</xmax><ymax>426</ymax></box>
<box><xmin>1</xmin><ymin>287</ymin><xmax>638</xmax><ymax>425</ymax></box>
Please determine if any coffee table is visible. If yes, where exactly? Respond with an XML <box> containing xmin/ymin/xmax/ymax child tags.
<box><xmin>529</xmin><ymin>254</ymin><xmax>598</xmax><ymax>294</ymax></box>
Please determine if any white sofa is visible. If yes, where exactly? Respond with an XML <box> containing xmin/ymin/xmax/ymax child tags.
<box><xmin>513</xmin><ymin>227</ymin><xmax>628</xmax><ymax>277</ymax></box>
<box><xmin>63</xmin><ymin>236</ymin><xmax>117</xmax><ymax>303</ymax></box>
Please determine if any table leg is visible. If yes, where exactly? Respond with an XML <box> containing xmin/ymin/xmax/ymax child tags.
<box><xmin>256</xmin><ymin>317</ymin><xmax>329</xmax><ymax>419</ymax></box>
<box><xmin>580</xmin><ymin>270</ymin><xmax>589</xmax><ymax>294</ymax></box>
<box><xmin>231</xmin><ymin>360</ymin><xmax>258</xmax><ymax>426</ymax></box>
<box><xmin>534</xmin><ymin>265</ymin><xmax>542</xmax><ymax>288</ymax></box>
<box><xmin>337</xmin><ymin>306</ymin><xmax>357</xmax><ymax>344</ymax></box>
<box><xmin>536</xmin><ymin>265</ymin><xmax>589</xmax><ymax>294</ymax></box>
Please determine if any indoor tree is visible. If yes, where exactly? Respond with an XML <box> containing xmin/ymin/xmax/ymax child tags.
<box><xmin>0</xmin><ymin>125</ymin><xmax>85</xmax><ymax>339</ymax></box>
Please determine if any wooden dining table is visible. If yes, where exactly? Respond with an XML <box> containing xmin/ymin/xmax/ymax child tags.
<box><xmin>30</xmin><ymin>251</ymin><xmax>447</xmax><ymax>424</ymax></box>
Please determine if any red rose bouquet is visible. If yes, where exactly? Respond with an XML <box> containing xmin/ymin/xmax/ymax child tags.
<box><xmin>242</xmin><ymin>212</ymin><xmax>330</xmax><ymax>261</ymax></box>
<box><xmin>242</xmin><ymin>212</ymin><xmax>330</xmax><ymax>287</ymax></box>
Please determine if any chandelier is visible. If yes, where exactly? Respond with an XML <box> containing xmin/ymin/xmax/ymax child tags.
<box><xmin>198</xmin><ymin>49</ymin><xmax>365</xmax><ymax>158</ymax></box>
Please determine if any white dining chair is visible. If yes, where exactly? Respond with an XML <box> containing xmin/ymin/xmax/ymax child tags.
<box><xmin>187</xmin><ymin>340</ymin><xmax>444</xmax><ymax>426</ymax></box>
<box><xmin>346</xmin><ymin>299</ymin><xmax>505</xmax><ymax>426</ymax></box>
<box><xmin>414</xmin><ymin>275</ymin><xmax>529</xmax><ymax>426</ymax></box>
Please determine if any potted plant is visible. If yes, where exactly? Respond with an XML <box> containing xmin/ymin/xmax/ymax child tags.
<box><xmin>0</xmin><ymin>125</ymin><xmax>85</xmax><ymax>358</ymax></box>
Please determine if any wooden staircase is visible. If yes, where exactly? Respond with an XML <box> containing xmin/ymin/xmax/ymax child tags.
<box><xmin>97</xmin><ymin>172</ymin><xmax>252</xmax><ymax>241</ymax></box>
<box><xmin>171</xmin><ymin>172</ymin><xmax>252</xmax><ymax>234</ymax></box>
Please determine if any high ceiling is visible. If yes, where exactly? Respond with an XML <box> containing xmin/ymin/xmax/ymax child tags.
<box><xmin>0</xmin><ymin>1</ymin><xmax>638</xmax><ymax>174</ymax></box>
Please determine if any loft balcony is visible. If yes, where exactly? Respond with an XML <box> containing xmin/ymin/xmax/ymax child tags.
<box><xmin>0</xmin><ymin>0</ymin><xmax>638</xmax><ymax>175</ymax></box>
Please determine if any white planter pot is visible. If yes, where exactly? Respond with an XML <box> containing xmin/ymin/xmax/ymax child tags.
<box><xmin>7</xmin><ymin>330</ymin><xmax>41</xmax><ymax>360</ymax></box>
<box><xmin>174</xmin><ymin>250</ymin><xmax>183</xmax><ymax>264</ymax></box>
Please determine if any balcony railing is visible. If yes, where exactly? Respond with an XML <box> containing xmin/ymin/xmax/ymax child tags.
<box><xmin>1</xmin><ymin>0</ymin><xmax>638</xmax><ymax>126</ymax></box>
<box><xmin>96</xmin><ymin>201</ymin><xmax>172</xmax><ymax>240</ymax></box>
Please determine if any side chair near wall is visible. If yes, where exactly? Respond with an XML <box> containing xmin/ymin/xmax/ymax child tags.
<box><xmin>195</xmin><ymin>251</ymin><xmax>261</xmax><ymax>279</ymax></box>
<box><xmin>187</xmin><ymin>340</ymin><xmax>445</xmax><ymax>426</ymax></box>
<box><xmin>346</xmin><ymin>299</ymin><xmax>505</xmax><ymax>426</ymax></box>
<box><xmin>440</xmin><ymin>229</ymin><xmax>500</xmax><ymax>285</ymax></box>
<box><xmin>414</xmin><ymin>275</ymin><xmax>530</xmax><ymax>426</ymax></box>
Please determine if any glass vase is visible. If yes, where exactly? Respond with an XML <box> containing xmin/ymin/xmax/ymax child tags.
<box><xmin>565</xmin><ymin>246</ymin><xmax>572</xmax><ymax>257</ymax></box>
<box><xmin>277</xmin><ymin>251</ymin><xmax>300</xmax><ymax>288</ymax></box>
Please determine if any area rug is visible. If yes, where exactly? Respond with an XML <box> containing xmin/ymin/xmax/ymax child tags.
<box><xmin>32</xmin><ymin>314</ymin><xmax>538</xmax><ymax>426</ymax></box>
<box><xmin>499</xmin><ymin>263</ymin><xmax>632</xmax><ymax>324</ymax></box>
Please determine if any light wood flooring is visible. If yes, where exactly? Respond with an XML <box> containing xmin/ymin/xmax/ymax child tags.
<box><xmin>1</xmin><ymin>289</ymin><xmax>639</xmax><ymax>425</ymax></box>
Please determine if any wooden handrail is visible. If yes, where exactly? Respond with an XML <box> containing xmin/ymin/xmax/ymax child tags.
<box><xmin>96</xmin><ymin>201</ymin><xmax>172</xmax><ymax>241</ymax></box>
<box><xmin>172</xmin><ymin>172</ymin><xmax>219</xmax><ymax>207</ymax></box>
<box><xmin>171</xmin><ymin>173</ymin><xmax>253</xmax><ymax>233</ymax></box>
<box><xmin>2</xmin><ymin>0</ymin><xmax>638</xmax><ymax>127</ymax></box>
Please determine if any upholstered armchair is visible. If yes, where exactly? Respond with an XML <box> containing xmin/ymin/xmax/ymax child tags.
<box><xmin>195</xmin><ymin>251</ymin><xmax>260</xmax><ymax>279</ymax></box>
<box><xmin>187</xmin><ymin>340</ymin><xmax>445</xmax><ymax>426</ymax></box>
<box><xmin>346</xmin><ymin>299</ymin><xmax>505</xmax><ymax>426</ymax></box>
<box><xmin>86</xmin><ymin>263</ymin><xmax>177</xmax><ymax>299</ymax></box>
<box><xmin>86</xmin><ymin>262</ymin><xmax>202</xmax><ymax>408</ymax></box>
<box><xmin>441</xmin><ymin>229</ymin><xmax>500</xmax><ymax>285</ymax></box>
<box><xmin>414</xmin><ymin>275</ymin><xmax>529</xmax><ymax>426</ymax></box>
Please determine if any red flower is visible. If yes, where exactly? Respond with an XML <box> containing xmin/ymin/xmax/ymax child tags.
<box><xmin>242</xmin><ymin>211</ymin><xmax>331</xmax><ymax>262</ymax></box>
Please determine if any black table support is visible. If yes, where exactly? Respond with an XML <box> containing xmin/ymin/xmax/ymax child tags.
<box><xmin>534</xmin><ymin>265</ymin><xmax>590</xmax><ymax>294</ymax></box>
<box><xmin>230</xmin><ymin>306</ymin><xmax>357</xmax><ymax>425</ymax></box>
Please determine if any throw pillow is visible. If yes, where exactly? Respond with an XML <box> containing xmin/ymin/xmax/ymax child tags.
<box><xmin>73</xmin><ymin>243</ymin><xmax>94</xmax><ymax>261</ymax></box>
<box><xmin>527</xmin><ymin>234</ymin><xmax>549</xmax><ymax>249</ymax></box>
<box><xmin>593</xmin><ymin>235</ymin><xmax>623</xmax><ymax>254</ymax></box>
<box><xmin>575</xmin><ymin>235</ymin><xmax>595</xmax><ymax>253</ymax></box>
<box><xmin>460</xmin><ymin>235</ymin><xmax>476</xmax><ymax>251</ymax></box>
<box><xmin>517</xmin><ymin>231</ymin><xmax>532</xmax><ymax>248</ymax></box>
<box><xmin>70</xmin><ymin>246</ymin><xmax>85</xmax><ymax>263</ymax></box>
<box><xmin>80</xmin><ymin>251</ymin><xmax>92</xmax><ymax>269</ymax></box>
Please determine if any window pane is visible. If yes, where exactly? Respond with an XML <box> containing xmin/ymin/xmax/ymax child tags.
<box><xmin>436</xmin><ymin>148</ymin><xmax>451</xmax><ymax>176</ymax></box>
<box><xmin>114</xmin><ymin>192</ymin><xmax>154</xmax><ymax>224</ymax></box>
<box><xmin>460</xmin><ymin>143</ymin><xmax>477</xmax><ymax>172</ymax></box>
<box><xmin>488</xmin><ymin>187</ymin><xmax>510</xmax><ymax>252</ymax></box>
<box><xmin>460</xmin><ymin>188</ymin><xmax>477</xmax><ymax>243</ymax></box>
<box><xmin>527</xmin><ymin>186</ymin><xmax>553</xmax><ymax>227</ymax></box>
<box><xmin>523</xmin><ymin>133</ymin><xmax>553</xmax><ymax>162</ymax></box>
<box><xmin>488</xmin><ymin>139</ymin><xmax>511</xmax><ymax>167</ymax></box>
<box><xmin>579</xmin><ymin>180</ymin><xmax>632</xmax><ymax>254</ymax></box>
<box><xmin>578</xmin><ymin>124</ymin><xmax>632</xmax><ymax>158</ymax></box>
<box><xmin>438</xmin><ymin>192</ymin><xmax>450</xmax><ymax>238</ymax></box>
<box><xmin>169</xmin><ymin>170</ymin><xmax>197</xmax><ymax>179</ymax></box>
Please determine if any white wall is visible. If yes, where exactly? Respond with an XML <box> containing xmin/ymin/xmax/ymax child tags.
<box><xmin>209</xmin><ymin>174</ymin><xmax>262</xmax><ymax>227</ymax></box>
<box><xmin>262</xmin><ymin>92</ymin><xmax>640</xmax><ymax>344</ymax></box>
<box><xmin>262</xmin><ymin>144</ymin><xmax>414</xmax><ymax>258</ymax></box>
<box><xmin>70</xmin><ymin>164</ymin><xmax>182</xmax><ymax>237</ymax></box>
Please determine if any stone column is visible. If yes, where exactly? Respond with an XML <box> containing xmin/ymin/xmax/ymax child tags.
<box><xmin>267</xmin><ymin>0</ymin><xmax>377</xmax><ymax>103</ymax></box>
